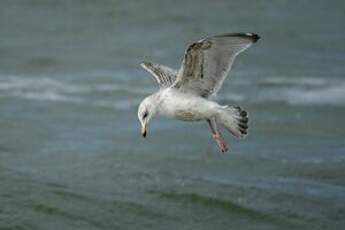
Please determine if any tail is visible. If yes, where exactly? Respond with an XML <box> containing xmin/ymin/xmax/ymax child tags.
<box><xmin>216</xmin><ymin>105</ymin><xmax>249</xmax><ymax>139</ymax></box>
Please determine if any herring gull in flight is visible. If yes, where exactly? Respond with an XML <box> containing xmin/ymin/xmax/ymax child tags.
<box><xmin>138</xmin><ymin>33</ymin><xmax>260</xmax><ymax>152</ymax></box>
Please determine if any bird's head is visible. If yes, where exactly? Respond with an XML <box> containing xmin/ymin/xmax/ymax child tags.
<box><xmin>137</xmin><ymin>95</ymin><xmax>158</xmax><ymax>138</ymax></box>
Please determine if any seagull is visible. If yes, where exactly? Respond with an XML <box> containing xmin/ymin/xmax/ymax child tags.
<box><xmin>138</xmin><ymin>33</ymin><xmax>260</xmax><ymax>152</ymax></box>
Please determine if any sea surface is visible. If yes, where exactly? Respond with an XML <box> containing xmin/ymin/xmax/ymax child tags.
<box><xmin>0</xmin><ymin>0</ymin><xmax>345</xmax><ymax>229</ymax></box>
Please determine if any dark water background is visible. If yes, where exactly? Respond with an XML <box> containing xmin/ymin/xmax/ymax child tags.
<box><xmin>1</xmin><ymin>0</ymin><xmax>345</xmax><ymax>229</ymax></box>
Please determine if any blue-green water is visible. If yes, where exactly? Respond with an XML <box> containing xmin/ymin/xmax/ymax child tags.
<box><xmin>1</xmin><ymin>0</ymin><xmax>345</xmax><ymax>229</ymax></box>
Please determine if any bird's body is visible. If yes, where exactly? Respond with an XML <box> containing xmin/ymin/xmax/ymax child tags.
<box><xmin>156</xmin><ymin>88</ymin><xmax>218</xmax><ymax>121</ymax></box>
<box><xmin>137</xmin><ymin>33</ymin><xmax>260</xmax><ymax>152</ymax></box>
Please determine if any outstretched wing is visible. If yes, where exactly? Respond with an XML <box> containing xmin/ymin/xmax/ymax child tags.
<box><xmin>140</xmin><ymin>62</ymin><xmax>178</xmax><ymax>88</ymax></box>
<box><xmin>173</xmin><ymin>33</ymin><xmax>260</xmax><ymax>98</ymax></box>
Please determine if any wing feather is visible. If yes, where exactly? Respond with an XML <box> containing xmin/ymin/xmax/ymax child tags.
<box><xmin>140</xmin><ymin>62</ymin><xmax>177</xmax><ymax>88</ymax></box>
<box><xmin>173</xmin><ymin>33</ymin><xmax>260</xmax><ymax>97</ymax></box>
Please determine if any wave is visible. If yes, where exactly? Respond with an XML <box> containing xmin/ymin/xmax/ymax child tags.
<box><xmin>8</xmin><ymin>90</ymin><xmax>141</xmax><ymax>110</ymax></box>
<box><xmin>252</xmin><ymin>83</ymin><xmax>345</xmax><ymax>106</ymax></box>
<box><xmin>151</xmin><ymin>190</ymin><xmax>289</xmax><ymax>224</ymax></box>
<box><xmin>0</xmin><ymin>73</ymin><xmax>149</xmax><ymax>110</ymax></box>
<box><xmin>0</xmin><ymin>76</ymin><xmax>90</xmax><ymax>93</ymax></box>
<box><xmin>92</xmin><ymin>98</ymin><xmax>141</xmax><ymax>110</ymax></box>
<box><xmin>0</xmin><ymin>75</ymin><xmax>152</xmax><ymax>95</ymax></box>
<box><xmin>198</xmin><ymin>75</ymin><xmax>345</xmax><ymax>106</ymax></box>
<box><xmin>201</xmin><ymin>176</ymin><xmax>345</xmax><ymax>200</ymax></box>
<box><xmin>223</xmin><ymin>76</ymin><xmax>345</xmax><ymax>106</ymax></box>
<box><xmin>283</xmin><ymin>83</ymin><xmax>345</xmax><ymax>106</ymax></box>
<box><xmin>11</xmin><ymin>91</ymin><xmax>85</xmax><ymax>103</ymax></box>
<box><xmin>257</xmin><ymin>76</ymin><xmax>329</xmax><ymax>86</ymax></box>
<box><xmin>1</xmin><ymin>73</ymin><xmax>345</xmax><ymax>109</ymax></box>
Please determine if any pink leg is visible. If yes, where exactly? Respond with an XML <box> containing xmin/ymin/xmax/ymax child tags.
<box><xmin>207</xmin><ymin>118</ymin><xmax>228</xmax><ymax>153</ymax></box>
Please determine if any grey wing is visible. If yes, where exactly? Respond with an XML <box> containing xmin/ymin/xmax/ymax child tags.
<box><xmin>140</xmin><ymin>62</ymin><xmax>178</xmax><ymax>88</ymax></box>
<box><xmin>173</xmin><ymin>33</ymin><xmax>260</xmax><ymax>98</ymax></box>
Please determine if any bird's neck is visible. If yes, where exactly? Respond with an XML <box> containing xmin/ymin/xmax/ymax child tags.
<box><xmin>147</xmin><ymin>92</ymin><xmax>161</xmax><ymax>115</ymax></box>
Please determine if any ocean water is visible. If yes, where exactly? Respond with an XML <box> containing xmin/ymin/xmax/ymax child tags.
<box><xmin>1</xmin><ymin>0</ymin><xmax>345</xmax><ymax>229</ymax></box>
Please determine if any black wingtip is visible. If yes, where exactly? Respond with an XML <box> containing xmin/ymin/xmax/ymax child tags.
<box><xmin>245</xmin><ymin>33</ymin><xmax>260</xmax><ymax>43</ymax></box>
<box><xmin>215</xmin><ymin>32</ymin><xmax>261</xmax><ymax>43</ymax></box>
<box><xmin>252</xmin><ymin>33</ymin><xmax>261</xmax><ymax>42</ymax></box>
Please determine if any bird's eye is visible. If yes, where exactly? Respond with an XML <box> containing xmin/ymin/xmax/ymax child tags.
<box><xmin>143</xmin><ymin>111</ymin><xmax>148</xmax><ymax>119</ymax></box>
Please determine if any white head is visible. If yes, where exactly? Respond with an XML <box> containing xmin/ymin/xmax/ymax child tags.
<box><xmin>137</xmin><ymin>95</ymin><xmax>158</xmax><ymax>137</ymax></box>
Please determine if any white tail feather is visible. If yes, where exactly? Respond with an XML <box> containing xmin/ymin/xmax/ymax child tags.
<box><xmin>216</xmin><ymin>106</ymin><xmax>249</xmax><ymax>139</ymax></box>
